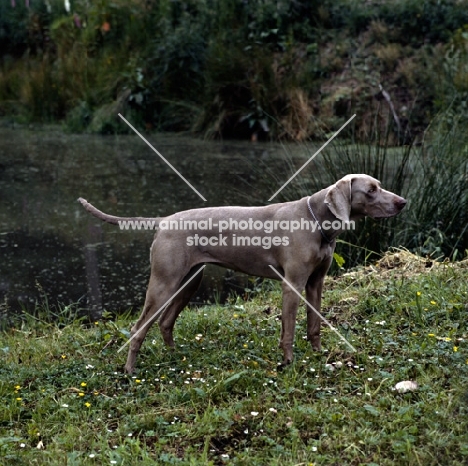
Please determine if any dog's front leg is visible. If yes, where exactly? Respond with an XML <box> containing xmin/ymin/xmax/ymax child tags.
<box><xmin>305</xmin><ymin>274</ymin><xmax>326</xmax><ymax>351</ymax></box>
<box><xmin>279</xmin><ymin>281</ymin><xmax>302</xmax><ymax>366</ymax></box>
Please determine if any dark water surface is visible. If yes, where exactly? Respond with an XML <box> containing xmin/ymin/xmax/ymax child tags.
<box><xmin>0</xmin><ymin>126</ymin><xmax>316</xmax><ymax>321</ymax></box>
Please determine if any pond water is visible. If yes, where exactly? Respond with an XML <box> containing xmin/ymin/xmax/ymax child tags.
<box><xmin>0</xmin><ymin>125</ymin><xmax>321</xmax><ymax>323</ymax></box>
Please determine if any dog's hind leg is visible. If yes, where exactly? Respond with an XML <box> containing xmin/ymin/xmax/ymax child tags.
<box><xmin>158</xmin><ymin>264</ymin><xmax>204</xmax><ymax>347</ymax></box>
<box><xmin>124</xmin><ymin>278</ymin><xmax>164</xmax><ymax>374</ymax></box>
<box><xmin>124</xmin><ymin>265</ymin><xmax>204</xmax><ymax>374</ymax></box>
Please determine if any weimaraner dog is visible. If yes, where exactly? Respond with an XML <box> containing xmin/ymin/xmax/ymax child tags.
<box><xmin>79</xmin><ymin>174</ymin><xmax>406</xmax><ymax>373</ymax></box>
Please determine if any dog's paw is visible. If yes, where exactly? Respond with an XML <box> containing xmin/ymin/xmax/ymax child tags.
<box><xmin>277</xmin><ymin>357</ymin><xmax>293</xmax><ymax>371</ymax></box>
<box><xmin>308</xmin><ymin>335</ymin><xmax>321</xmax><ymax>351</ymax></box>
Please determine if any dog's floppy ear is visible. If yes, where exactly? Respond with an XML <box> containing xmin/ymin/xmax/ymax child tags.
<box><xmin>324</xmin><ymin>177</ymin><xmax>353</xmax><ymax>222</ymax></box>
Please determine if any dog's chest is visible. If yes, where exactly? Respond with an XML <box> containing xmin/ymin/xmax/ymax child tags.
<box><xmin>309</xmin><ymin>241</ymin><xmax>335</xmax><ymax>267</ymax></box>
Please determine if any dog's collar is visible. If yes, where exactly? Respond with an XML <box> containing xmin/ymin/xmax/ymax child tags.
<box><xmin>307</xmin><ymin>197</ymin><xmax>332</xmax><ymax>243</ymax></box>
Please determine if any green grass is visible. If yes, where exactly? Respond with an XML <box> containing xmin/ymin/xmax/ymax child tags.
<box><xmin>1</xmin><ymin>251</ymin><xmax>468</xmax><ymax>465</ymax></box>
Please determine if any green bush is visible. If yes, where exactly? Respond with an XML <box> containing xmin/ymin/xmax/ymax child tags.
<box><xmin>1</xmin><ymin>0</ymin><xmax>468</xmax><ymax>137</ymax></box>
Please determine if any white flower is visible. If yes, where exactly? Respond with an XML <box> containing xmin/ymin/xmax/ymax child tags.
<box><xmin>269</xmin><ymin>407</ymin><xmax>277</xmax><ymax>413</ymax></box>
<box><xmin>61</xmin><ymin>404</ymin><xmax>69</xmax><ymax>408</ymax></box>
<box><xmin>20</xmin><ymin>443</ymin><xmax>26</xmax><ymax>448</ymax></box>
<box><xmin>250</xmin><ymin>411</ymin><xmax>259</xmax><ymax>416</ymax></box>
<box><xmin>394</xmin><ymin>381</ymin><xmax>418</xmax><ymax>393</ymax></box>
<box><xmin>89</xmin><ymin>454</ymin><xmax>95</xmax><ymax>458</ymax></box>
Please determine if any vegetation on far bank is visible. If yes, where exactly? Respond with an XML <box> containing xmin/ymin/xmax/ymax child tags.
<box><xmin>1</xmin><ymin>0</ymin><xmax>467</xmax><ymax>259</ymax></box>
<box><xmin>0</xmin><ymin>0</ymin><xmax>468</xmax><ymax>140</ymax></box>
<box><xmin>1</xmin><ymin>250</ymin><xmax>467</xmax><ymax>465</ymax></box>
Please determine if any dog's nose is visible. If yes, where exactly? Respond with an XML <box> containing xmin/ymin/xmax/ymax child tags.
<box><xmin>395</xmin><ymin>197</ymin><xmax>407</xmax><ymax>210</ymax></box>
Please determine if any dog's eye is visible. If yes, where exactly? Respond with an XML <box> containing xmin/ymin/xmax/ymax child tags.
<box><xmin>368</xmin><ymin>187</ymin><xmax>376</xmax><ymax>194</ymax></box>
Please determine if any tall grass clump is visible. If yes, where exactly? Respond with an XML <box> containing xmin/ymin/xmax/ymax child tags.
<box><xmin>277</xmin><ymin>102</ymin><xmax>468</xmax><ymax>268</ymax></box>
<box><xmin>404</xmin><ymin>113</ymin><xmax>468</xmax><ymax>258</ymax></box>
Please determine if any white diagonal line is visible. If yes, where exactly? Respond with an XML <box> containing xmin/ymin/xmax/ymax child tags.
<box><xmin>268</xmin><ymin>114</ymin><xmax>356</xmax><ymax>201</ymax></box>
<box><xmin>117</xmin><ymin>265</ymin><xmax>206</xmax><ymax>353</ymax></box>
<box><xmin>118</xmin><ymin>113</ymin><xmax>207</xmax><ymax>202</ymax></box>
<box><xmin>268</xmin><ymin>265</ymin><xmax>356</xmax><ymax>352</ymax></box>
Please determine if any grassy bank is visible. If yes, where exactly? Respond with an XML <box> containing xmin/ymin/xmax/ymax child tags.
<box><xmin>1</xmin><ymin>251</ymin><xmax>467</xmax><ymax>465</ymax></box>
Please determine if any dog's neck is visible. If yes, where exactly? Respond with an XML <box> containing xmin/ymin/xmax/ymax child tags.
<box><xmin>308</xmin><ymin>189</ymin><xmax>359</xmax><ymax>243</ymax></box>
<box><xmin>307</xmin><ymin>196</ymin><xmax>333</xmax><ymax>243</ymax></box>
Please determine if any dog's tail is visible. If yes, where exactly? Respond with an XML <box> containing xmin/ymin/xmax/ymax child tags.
<box><xmin>78</xmin><ymin>198</ymin><xmax>161</xmax><ymax>227</ymax></box>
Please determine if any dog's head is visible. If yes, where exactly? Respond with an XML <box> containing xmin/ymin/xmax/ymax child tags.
<box><xmin>324</xmin><ymin>174</ymin><xmax>407</xmax><ymax>223</ymax></box>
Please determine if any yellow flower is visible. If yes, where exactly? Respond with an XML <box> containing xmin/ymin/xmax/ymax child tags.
<box><xmin>430</xmin><ymin>300</ymin><xmax>436</xmax><ymax>305</ymax></box>
<box><xmin>135</xmin><ymin>379</ymin><xmax>141</xmax><ymax>383</ymax></box>
<box><xmin>80</xmin><ymin>382</ymin><xmax>87</xmax><ymax>387</ymax></box>
<box><xmin>61</xmin><ymin>355</ymin><xmax>67</xmax><ymax>359</ymax></box>
<box><xmin>14</xmin><ymin>385</ymin><xmax>21</xmax><ymax>390</ymax></box>
<box><xmin>243</xmin><ymin>344</ymin><xmax>248</xmax><ymax>348</ymax></box>
<box><xmin>16</xmin><ymin>397</ymin><xmax>22</xmax><ymax>401</ymax></box>
<box><xmin>411</xmin><ymin>332</ymin><xmax>417</xmax><ymax>336</ymax></box>
<box><xmin>94</xmin><ymin>322</ymin><xmax>99</xmax><ymax>325</ymax></box>
<box><xmin>233</xmin><ymin>314</ymin><xmax>239</xmax><ymax>318</ymax></box>
<box><xmin>428</xmin><ymin>333</ymin><xmax>435</xmax><ymax>337</ymax></box>
<box><xmin>78</xmin><ymin>392</ymin><xmax>85</xmax><ymax>397</ymax></box>
<box><xmin>416</xmin><ymin>291</ymin><xmax>421</xmax><ymax>296</ymax></box>
<box><xmin>454</xmin><ymin>346</ymin><xmax>459</xmax><ymax>352</ymax></box>
<box><xmin>444</xmin><ymin>337</ymin><xmax>452</xmax><ymax>342</ymax></box>
<box><xmin>85</xmin><ymin>402</ymin><xmax>91</xmax><ymax>408</ymax></box>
